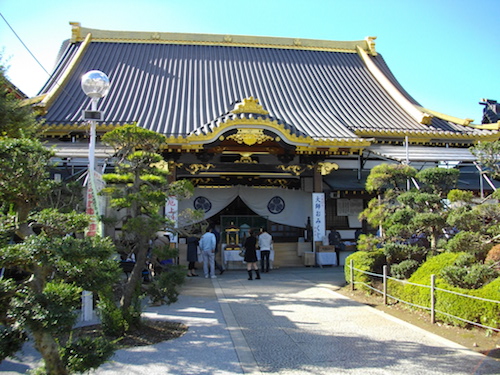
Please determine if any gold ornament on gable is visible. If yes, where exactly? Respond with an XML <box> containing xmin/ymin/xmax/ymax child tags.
<box><xmin>231</xmin><ymin>97</ymin><xmax>269</xmax><ymax>115</ymax></box>
<box><xmin>226</xmin><ymin>128</ymin><xmax>274</xmax><ymax>146</ymax></box>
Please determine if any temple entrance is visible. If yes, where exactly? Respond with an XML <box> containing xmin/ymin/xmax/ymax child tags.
<box><xmin>208</xmin><ymin>196</ymin><xmax>303</xmax><ymax>243</ymax></box>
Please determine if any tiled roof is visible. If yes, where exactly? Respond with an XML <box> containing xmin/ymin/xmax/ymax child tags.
<box><xmin>36</xmin><ymin>29</ymin><xmax>494</xmax><ymax>141</ymax></box>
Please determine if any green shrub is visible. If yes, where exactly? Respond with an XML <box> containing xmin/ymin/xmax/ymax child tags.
<box><xmin>396</xmin><ymin>252</ymin><xmax>460</xmax><ymax>312</ymax></box>
<box><xmin>445</xmin><ymin>231</ymin><xmax>490</xmax><ymax>260</ymax></box>
<box><xmin>97</xmin><ymin>294</ymin><xmax>128</xmax><ymax>337</ymax></box>
<box><xmin>441</xmin><ymin>253</ymin><xmax>498</xmax><ymax>289</ymax></box>
<box><xmin>382</xmin><ymin>243</ymin><xmax>426</xmax><ymax>264</ymax></box>
<box><xmin>392</xmin><ymin>252</ymin><xmax>500</xmax><ymax>328</ymax></box>
<box><xmin>0</xmin><ymin>325</ymin><xmax>27</xmax><ymax>361</ymax></box>
<box><xmin>390</xmin><ymin>259</ymin><xmax>419</xmax><ymax>279</ymax></box>
<box><xmin>355</xmin><ymin>234</ymin><xmax>382</xmax><ymax>252</ymax></box>
<box><xmin>61</xmin><ymin>336</ymin><xmax>116</xmax><ymax>373</ymax></box>
<box><xmin>147</xmin><ymin>265</ymin><xmax>186</xmax><ymax>305</ymax></box>
<box><xmin>344</xmin><ymin>250</ymin><xmax>385</xmax><ymax>288</ymax></box>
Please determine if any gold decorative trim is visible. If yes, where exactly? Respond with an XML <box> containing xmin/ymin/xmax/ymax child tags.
<box><xmin>276</xmin><ymin>165</ymin><xmax>313</xmax><ymax>176</ymax></box>
<box><xmin>264</xmin><ymin>179</ymin><xmax>290</xmax><ymax>188</ymax></box>
<box><xmin>365</xmin><ymin>36</ymin><xmax>377</xmax><ymax>56</ymax></box>
<box><xmin>70</xmin><ymin>24</ymin><xmax>373</xmax><ymax>54</ymax></box>
<box><xmin>168</xmin><ymin>117</ymin><xmax>372</xmax><ymax>151</ymax></box>
<box><xmin>473</xmin><ymin>121</ymin><xmax>500</xmax><ymax>131</ymax></box>
<box><xmin>357</xmin><ymin>46</ymin><xmax>433</xmax><ymax>125</ymax></box>
<box><xmin>70</xmin><ymin>22</ymin><xmax>81</xmax><ymax>43</ymax></box>
<box><xmin>355</xmin><ymin>129</ymin><xmax>499</xmax><ymax>141</ymax></box>
<box><xmin>36</xmin><ymin>32</ymin><xmax>93</xmax><ymax>112</ymax></box>
<box><xmin>231</xmin><ymin>97</ymin><xmax>269</xmax><ymax>115</ymax></box>
<box><xmin>318</xmin><ymin>162</ymin><xmax>339</xmax><ymax>175</ymax></box>
<box><xmin>226</xmin><ymin>128</ymin><xmax>274</xmax><ymax>146</ymax></box>
<box><xmin>168</xmin><ymin>161</ymin><xmax>184</xmax><ymax>169</ymax></box>
<box><xmin>190</xmin><ymin>178</ymin><xmax>213</xmax><ymax>185</ymax></box>
<box><xmin>415</xmin><ymin>106</ymin><xmax>474</xmax><ymax>126</ymax></box>
<box><xmin>185</xmin><ymin>163</ymin><xmax>215</xmax><ymax>175</ymax></box>
<box><xmin>41</xmin><ymin>123</ymin><xmax>122</xmax><ymax>135</ymax></box>
<box><xmin>22</xmin><ymin>94</ymin><xmax>47</xmax><ymax>106</ymax></box>
<box><xmin>235</xmin><ymin>153</ymin><xmax>257</xmax><ymax>164</ymax></box>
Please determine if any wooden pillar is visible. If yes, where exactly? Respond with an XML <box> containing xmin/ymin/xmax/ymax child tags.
<box><xmin>313</xmin><ymin>163</ymin><xmax>323</xmax><ymax>193</ymax></box>
<box><xmin>167</xmin><ymin>161</ymin><xmax>177</xmax><ymax>184</ymax></box>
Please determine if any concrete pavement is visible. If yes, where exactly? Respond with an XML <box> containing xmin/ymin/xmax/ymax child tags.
<box><xmin>1</xmin><ymin>267</ymin><xmax>499</xmax><ymax>374</ymax></box>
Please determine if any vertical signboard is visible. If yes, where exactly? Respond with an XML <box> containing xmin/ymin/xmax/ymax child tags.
<box><xmin>85</xmin><ymin>171</ymin><xmax>104</xmax><ymax>237</ymax></box>
<box><xmin>165</xmin><ymin>196</ymin><xmax>178</xmax><ymax>243</ymax></box>
<box><xmin>312</xmin><ymin>193</ymin><xmax>326</xmax><ymax>245</ymax></box>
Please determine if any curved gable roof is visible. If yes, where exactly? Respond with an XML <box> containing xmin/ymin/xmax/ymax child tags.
<box><xmin>35</xmin><ymin>25</ymin><xmax>497</xmax><ymax>143</ymax></box>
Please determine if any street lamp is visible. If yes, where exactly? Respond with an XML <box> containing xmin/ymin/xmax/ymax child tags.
<box><xmin>80</xmin><ymin>70</ymin><xmax>110</xmax><ymax>321</ymax></box>
<box><xmin>81</xmin><ymin>70</ymin><xmax>110</xmax><ymax>173</ymax></box>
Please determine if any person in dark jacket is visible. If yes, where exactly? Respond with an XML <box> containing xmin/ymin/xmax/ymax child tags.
<box><xmin>186</xmin><ymin>235</ymin><xmax>199</xmax><ymax>277</ymax></box>
<box><xmin>244</xmin><ymin>230</ymin><xmax>260</xmax><ymax>280</ymax></box>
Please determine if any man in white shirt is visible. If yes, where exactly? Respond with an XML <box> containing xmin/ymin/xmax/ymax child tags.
<box><xmin>258</xmin><ymin>228</ymin><xmax>273</xmax><ymax>273</ymax></box>
<box><xmin>199</xmin><ymin>227</ymin><xmax>217</xmax><ymax>278</ymax></box>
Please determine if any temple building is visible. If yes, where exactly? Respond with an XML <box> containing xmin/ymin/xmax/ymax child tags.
<box><xmin>30</xmin><ymin>23</ymin><xmax>499</xmax><ymax>267</ymax></box>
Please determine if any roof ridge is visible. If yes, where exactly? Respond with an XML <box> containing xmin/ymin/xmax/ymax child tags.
<box><xmin>415</xmin><ymin>105</ymin><xmax>474</xmax><ymax>126</ymax></box>
<box><xmin>69</xmin><ymin>22</ymin><xmax>375</xmax><ymax>53</ymax></box>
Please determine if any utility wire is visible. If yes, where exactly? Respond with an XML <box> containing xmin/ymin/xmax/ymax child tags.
<box><xmin>0</xmin><ymin>12</ymin><xmax>51</xmax><ymax>76</ymax></box>
<box><xmin>0</xmin><ymin>12</ymin><xmax>91</xmax><ymax>110</ymax></box>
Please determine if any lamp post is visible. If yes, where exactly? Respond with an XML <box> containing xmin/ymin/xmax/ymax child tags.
<box><xmin>81</xmin><ymin>70</ymin><xmax>110</xmax><ymax>175</ymax></box>
<box><xmin>80</xmin><ymin>70</ymin><xmax>110</xmax><ymax>321</ymax></box>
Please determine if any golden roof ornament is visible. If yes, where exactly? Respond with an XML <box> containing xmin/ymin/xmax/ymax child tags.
<box><xmin>365</xmin><ymin>36</ymin><xmax>377</xmax><ymax>56</ymax></box>
<box><xmin>226</xmin><ymin>128</ymin><xmax>274</xmax><ymax>146</ymax></box>
<box><xmin>231</xmin><ymin>97</ymin><xmax>269</xmax><ymax>115</ymax></box>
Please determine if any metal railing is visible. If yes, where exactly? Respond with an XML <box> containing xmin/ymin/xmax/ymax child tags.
<box><xmin>349</xmin><ymin>259</ymin><xmax>500</xmax><ymax>333</ymax></box>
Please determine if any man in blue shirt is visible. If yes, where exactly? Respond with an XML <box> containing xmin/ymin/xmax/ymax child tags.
<box><xmin>199</xmin><ymin>226</ymin><xmax>217</xmax><ymax>278</ymax></box>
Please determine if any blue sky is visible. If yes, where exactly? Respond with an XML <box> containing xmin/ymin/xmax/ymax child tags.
<box><xmin>0</xmin><ymin>0</ymin><xmax>498</xmax><ymax>123</ymax></box>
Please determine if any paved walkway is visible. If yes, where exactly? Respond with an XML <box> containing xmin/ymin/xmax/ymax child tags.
<box><xmin>2</xmin><ymin>268</ymin><xmax>499</xmax><ymax>374</ymax></box>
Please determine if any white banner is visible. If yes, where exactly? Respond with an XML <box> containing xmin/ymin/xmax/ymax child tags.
<box><xmin>312</xmin><ymin>193</ymin><xmax>325</xmax><ymax>243</ymax></box>
<box><xmin>165</xmin><ymin>196</ymin><xmax>178</xmax><ymax>243</ymax></box>
<box><xmin>85</xmin><ymin>170</ymin><xmax>105</xmax><ymax>237</ymax></box>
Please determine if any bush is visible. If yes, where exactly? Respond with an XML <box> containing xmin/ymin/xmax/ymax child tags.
<box><xmin>445</xmin><ymin>231</ymin><xmax>490</xmax><ymax>260</ymax></box>
<box><xmin>355</xmin><ymin>234</ymin><xmax>382</xmax><ymax>252</ymax></box>
<box><xmin>344</xmin><ymin>250</ymin><xmax>385</xmax><ymax>288</ymax></box>
<box><xmin>441</xmin><ymin>253</ymin><xmax>498</xmax><ymax>289</ymax></box>
<box><xmin>61</xmin><ymin>336</ymin><xmax>116</xmax><ymax>373</ymax></box>
<box><xmin>392</xmin><ymin>252</ymin><xmax>500</xmax><ymax>328</ymax></box>
<box><xmin>147</xmin><ymin>265</ymin><xmax>186</xmax><ymax>305</ymax></box>
<box><xmin>390</xmin><ymin>259</ymin><xmax>419</xmax><ymax>279</ymax></box>
<box><xmin>0</xmin><ymin>325</ymin><xmax>27</xmax><ymax>361</ymax></box>
<box><xmin>382</xmin><ymin>243</ymin><xmax>426</xmax><ymax>264</ymax></box>
<box><xmin>97</xmin><ymin>294</ymin><xmax>129</xmax><ymax>337</ymax></box>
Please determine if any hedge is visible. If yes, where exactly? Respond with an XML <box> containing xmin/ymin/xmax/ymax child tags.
<box><xmin>344</xmin><ymin>250</ymin><xmax>385</xmax><ymax>288</ymax></box>
<box><xmin>394</xmin><ymin>252</ymin><xmax>500</xmax><ymax>328</ymax></box>
<box><xmin>344</xmin><ymin>251</ymin><xmax>500</xmax><ymax>329</ymax></box>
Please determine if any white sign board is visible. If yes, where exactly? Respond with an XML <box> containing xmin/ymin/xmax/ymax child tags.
<box><xmin>165</xmin><ymin>196</ymin><xmax>178</xmax><ymax>243</ymax></box>
<box><xmin>312</xmin><ymin>193</ymin><xmax>326</xmax><ymax>243</ymax></box>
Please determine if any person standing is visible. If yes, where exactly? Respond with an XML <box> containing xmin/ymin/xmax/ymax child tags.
<box><xmin>258</xmin><ymin>227</ymin><xmax>273</xmax><ymax>273</ymax></box>
<box><xmin>186</xmin><ymin>234</ymin><xmax>199</xmax><ymax>277</ymax></box>
<box><xmin>212</xmin><ymin>225</ymin><xmax>225</xmax><ymax>275</ymax></box>
<box><xmin>199</xmin><ymin>226</ymin><xmax>217</xmax><ymax>279</ymax></box>
<box><xmin>328</xmin><ymin>228</ymin><xmax>344</xmax><ymax>266</ymax></box>
<box><xmin>243</xmin><ymin>230</ymin><xmax>260</xmax><ymax>280</ymax></box>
